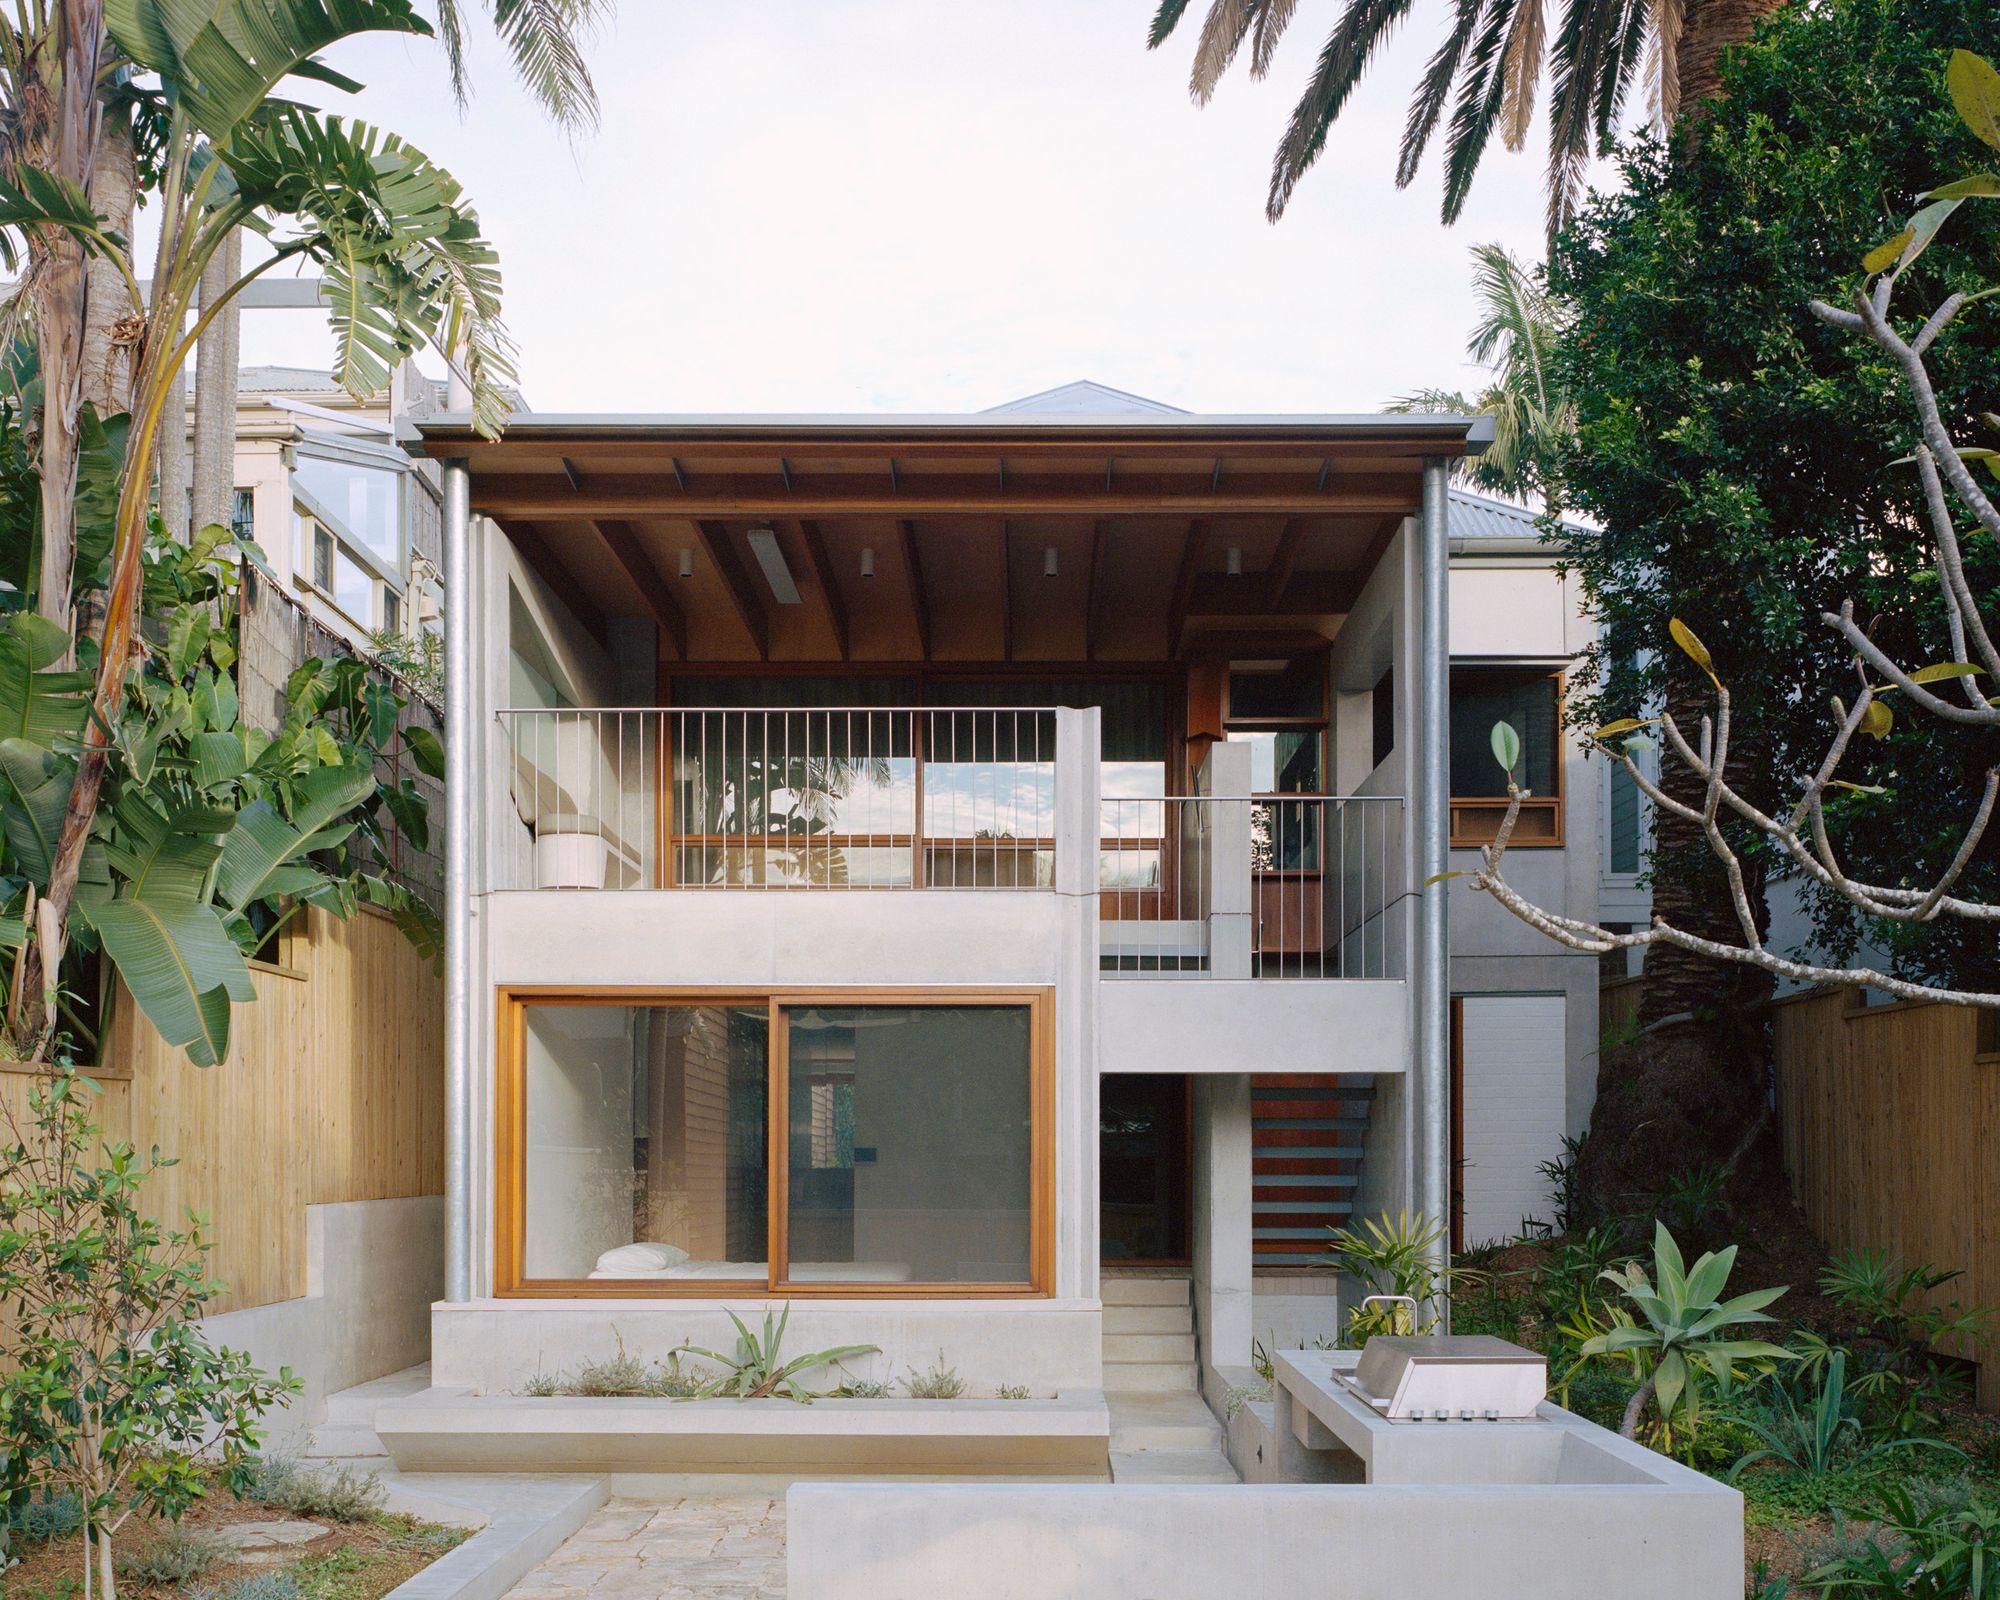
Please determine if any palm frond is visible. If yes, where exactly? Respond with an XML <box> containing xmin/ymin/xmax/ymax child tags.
<box><xmin>1438</xmin><ymin>0</ymin><xmax>1516</xmax><ymax>224</ymax></box>
<box><xmin>1267</xmin><ymin>0</ymin><xmax>1420</xmax><ymax>221</ymax></box>
<box><xmin>432</xmin><ymin>0</ymin><xmax>471</xmax><ymax>111</ymax></box>
<box><xmin>1386</xmin><ymin>386</ymin><xmax>1482</xmax><ymax>413</ymax></box>
<box><xmin>1542</xmin><ymin>0</ymin><xmax>1618</xmax><ymax>239</ymax></box>
<box><xmin>1191</xmin><ymin>0</ymin><xmax>1259</xmax><ymax>104</ymax></box>
<box><xmin>1499</xmin><ymin>0</ymin><xmax>1546</xmax><ymax>152</ymax></box>
<box><xmin>1147</xmin><ymin>0</ymin><xmax>1199</xmax><ymax>49</ymax></box>
<box><xmin>1249</xmin><ymin>0</ymin><xmax>1300</xmax><ymax>76</ymax></box>
<box><xmin>1644</xmin><ymin>0</ymin><xmax>1682</xmax><ymax>132</ymax></box>
<box><xmin>1395</xmin><ymin>0</ymin><xmax>1488</xmax><ymax>189</ymax></box>
<box><xmin>487</xmin><ymin>0</ymin><xmax>601</xmax><ymax>133</ymax></box>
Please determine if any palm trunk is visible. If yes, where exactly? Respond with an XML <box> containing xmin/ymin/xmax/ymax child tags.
<box><xmin>1673</xmin><ymin>0</ymin><xmax>1791</xmax><ymax>128</ymax></box>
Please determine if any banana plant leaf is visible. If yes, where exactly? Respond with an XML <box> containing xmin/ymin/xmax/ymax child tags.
<box><xmin>0</xmin><ymin>615</ymin><xmax>90</xmax><ymax>747</ymax></box>
<box><xmin>0</xmin><ymin>737</ymin><xmax>76</xmax><ymax>880</ymax></box>
<box><xmin>214</xmin><ymin>760</ymin><xmax>375</xmax><ymax>914</ymax></box>
<box><xmin>105</xmin><ymin>0</ymin><xmax>431</xmax><ymax>143</ymax></box>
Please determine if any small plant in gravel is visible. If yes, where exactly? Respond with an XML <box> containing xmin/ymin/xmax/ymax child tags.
<box><xmin>257</xmin><ymin>1463</ymin><xmax>387</xmax><ymax>1523</ymax></box>
<box><xmin>189</xmin><ymin>1570</ymin><xmax>306</xmax><ymax>1600</ymax></box>
<box><xmin>899</xmin><ymin>1357</ymin><xmax>968</xmax><ymax>1400</ymax></box>
<box><xmin>520</xmin><ymin>1371</ymin><xmax>563</xmax><ymax>1398</ymax></box>
<box><xmin>115</xmin><ymin>1524</ymin><xmax>231</xmax><ymax>1586</ymax></box>
<box><xmin>835</xmin><ymin>1377</ymin><xmax>893</xmax><ymax>1398</ymax></box>
<box><xmin>995</xmin><ymin>1385</ymin><xmax>1031</xmax><ymax>1401</ymax></box>
<box><xmin>9</xmin><ymin>1491</ymin><xmax>85</xmax><ymax>1543</ymax></box>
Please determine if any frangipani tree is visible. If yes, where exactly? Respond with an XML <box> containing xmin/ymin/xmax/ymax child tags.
<box><xmin>0</xmin><ymin>0</ymin><xmax>512</xmax><ymax>1062</ymax></box>
<box><xmin>1462</xmin><ymin>51</ymin><xmax>2000</xmax><ymax>1016</ymax></box>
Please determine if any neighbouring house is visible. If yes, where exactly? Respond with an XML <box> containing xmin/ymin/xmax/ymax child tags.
<box><xmin>1443</xmin><ymin>493</ymin><xmax>1604</xmax><ymax>1250</ymax></box>
<box><xmin>380</xmin><ymin>377</ymin><xmax>1503</xmax><ymax>1469</ymax></box>
<box><xmin>226</xmin><ymin>362</ymin><xmax>447</xmax><ymax>647</ymax></box>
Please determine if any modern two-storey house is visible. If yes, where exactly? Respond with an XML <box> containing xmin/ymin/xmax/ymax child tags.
<box><xmin>390</xmin><ymin>380</ymin><xmax>1497</xmax><ymax>1469</ymax></box>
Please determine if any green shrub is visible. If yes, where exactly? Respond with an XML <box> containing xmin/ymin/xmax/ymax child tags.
<box><xmin>259</xmin><ymin>1463</ymin><xmax>386</xmax><ymax>1523</ymax></box>
<box><xmin>116</xmin><ymin>1524</ymin><xmax>231</xmax><ymax>1586</ymax></box>
<box><xmin>835</xmin><ymin>1378</ymin><xmax>892</xmax><ymax>1399</ymax></box>
<box><xmin>995</xmin><ymin>1385</ymin><xmax>1031</xmax><ymax>1401</ymax></box>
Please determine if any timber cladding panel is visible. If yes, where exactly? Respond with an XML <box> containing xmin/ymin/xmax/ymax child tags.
<box><xmin>1</xmin><ymin>905</ymin><xmax>443</xmax><ymax>1318</ymax></box>
<box><xmin>1772</xmin><ymin>988</ymin><xmax>1999</xmax><ymax>1410</ymax></box>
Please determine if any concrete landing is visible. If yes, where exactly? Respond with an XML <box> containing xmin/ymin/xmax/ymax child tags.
<box><xmin>1105</xmin><ymin>1391</ymin><xmax>1237</xmax><ymax>1484</ymax></box>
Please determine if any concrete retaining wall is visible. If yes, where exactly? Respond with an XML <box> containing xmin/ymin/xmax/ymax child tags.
<box><xmin>200</xmin><ymin>1195</ymin><xmax>442</xmax><ymax>1444</ymax></box>
<box><xmin>786</xmin><ymin>1478</ymin><xmax>1741</xmax><ymax>1600</ymax></box>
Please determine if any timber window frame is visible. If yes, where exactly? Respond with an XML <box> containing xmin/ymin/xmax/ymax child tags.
<box><xmin>1449</xmin><ymin>665</ymin><xmax>1566</xmax><ymax>848</ymax></box>
<box><xmin>492</xmin><ymin>986</ymin><xmax>1056</xmax><ymax>1299</ymax></box>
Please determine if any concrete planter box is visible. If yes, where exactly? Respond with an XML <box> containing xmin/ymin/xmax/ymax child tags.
<box><xmin>376</xmin><ymin>1388</ymin><xmax>1111</xmax><ymax>1477</ymax></box>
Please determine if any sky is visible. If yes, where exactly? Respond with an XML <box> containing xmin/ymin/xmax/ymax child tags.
<box><xmin>233</xmin><ymin>1</ymin><xmax>1600</xmax><ymax>416</ymax></box>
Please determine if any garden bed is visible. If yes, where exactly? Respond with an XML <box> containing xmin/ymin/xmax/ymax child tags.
<box><xmin>2</xmin><ymin>1468</ymin><xmax>469</xmax><ymax>1600</ymax></box>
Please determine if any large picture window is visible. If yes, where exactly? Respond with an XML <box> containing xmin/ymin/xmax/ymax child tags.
<box><xmin>499</xmin><ymin>990</ymin><xmax>1051</xmax><ymax>1296</ymax></box>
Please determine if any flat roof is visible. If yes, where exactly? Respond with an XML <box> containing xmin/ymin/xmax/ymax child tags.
<box><xmin>404</xmin><ymin>410</ymin><xmax>1496</xmax><ymax>452</ymax></box>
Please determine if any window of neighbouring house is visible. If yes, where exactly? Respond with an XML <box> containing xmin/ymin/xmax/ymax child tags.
<box><xmin>1449</xmin><ymin>666</ymin><xmax>1563</xmax><ymax>845</ymax></box>
<box><xmin>502</xmin><ymin>991</ymin><xmax>1050</xmax><ymax>1296</ymax></box>
<box><xmin>293</xmin><ymin>443</ymin><xmax>407</xmax><ymax>631</ymax></box>
<box><xmin>1607</xmin><ymin>755</ymin><xmax>1641</xmax><ymax>876</ymax></box>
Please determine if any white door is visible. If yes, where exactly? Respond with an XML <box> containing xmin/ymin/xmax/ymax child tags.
<box><xmin>1457</xmin><ymin>994</ymin><xmax>1567</xmax><ymax>1248</ymax></box>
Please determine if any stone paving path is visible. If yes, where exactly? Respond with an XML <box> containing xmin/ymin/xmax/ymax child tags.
<box><xmin>504</xmin><ymin>1496</ymin><xmax>786</xmax><ymax>1600</ymax></box>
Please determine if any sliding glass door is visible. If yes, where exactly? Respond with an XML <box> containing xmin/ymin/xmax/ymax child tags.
<box><xmin>500</xmin><ymin>991</ymin><xmax>1049</xmax><ymax>1296</ymax></box>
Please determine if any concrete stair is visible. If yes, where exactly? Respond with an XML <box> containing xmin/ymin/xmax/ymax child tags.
<box><xmin>1101</xmin><ymin>1275</ymin><xmax>1238</xmax><ymax>1484</ymax></box>
<box><xmin>306</xmin><ymin>1364</ymin><xmax>431</xmax><ymax>1460</ymax></box>
<box><xmin>1102</xmin><ymin>1275</ymin><xmax>1198</xmax><ymax>1395</ymax></box>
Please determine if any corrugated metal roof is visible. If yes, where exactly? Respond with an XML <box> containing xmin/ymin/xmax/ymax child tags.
<box><xmin>983</xmin><ymin>380</ymin><xmax>1190</xmax><ymax>416</ymax></box>
<box><xmin>1449</xmin><ymin>488</ymin><xmax>1588</xmax><ymax>542</ymax></box>
<box><xmin>238</xmin><ymin>364</ymin><xmax>349</xmax><ymax>394</ymax></box>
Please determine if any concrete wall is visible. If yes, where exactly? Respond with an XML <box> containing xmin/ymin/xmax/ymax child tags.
<box><xmin>786</xmin><ymin>1478</ymin><xmax>1742</xmax><ymax>1600</ymax></box>
<box><xmin>200</xmin><ymin>1195</ymin><xmax>442</xmax><ymax>1445</ymax></box>
<box><xmin>1098</xmin><ymin>981</ymin><xmax>1407</xmax><ymax>1078</ymax></box>
<box><xmin>1190</xmin><ymin>1075</ymin><xmax>1252</xmax><ymax>1397</ymax></box>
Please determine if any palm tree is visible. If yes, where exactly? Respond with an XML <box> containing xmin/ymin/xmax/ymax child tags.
<box><xmin>1146</xmin><ymin>0</ymin><xmax>1790</xmax><ymax>236</ymax></box>
<box><xmin>1387</xmin><ymin>242</ymin><xmax>1571</xmax><ymax>505</ymax></box>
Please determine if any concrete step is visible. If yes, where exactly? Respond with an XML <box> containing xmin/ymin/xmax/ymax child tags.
<box><xmin>322</xmin><ymin>1365</ymin><xmax>431</xmax><ymax>1425</ymax></box>
<box><xmin>1101</xmin><ymin>1276</ymin><xmax>1192</xmax><ymax>1308</ymax></box>
<box><xmin>1106</xmin><ymin>1394</ymin><xmax>1224</xmax><ymax>1453</ymax></box>
<box><xmin>1103</xmin><ymin>1361</ymin><xmax>1199</xmax><ymax>1394</ymax></box>
<box><xmin>1102</xmin><ymin>1332</ymin><xmax>1197</xmax><ymax>1364</ymax></box>
<box><xmin>1103</xmin><ymin>1304</ymin><xmax>1193</xmax><ymax>1335</ymax></box>
<box><xmin>308</xmin><ymin>1364</ymin><xmax>432</xmax><ymax>1459</ymax></box>
<box><xmin>1110</xmin><ymin>1448</ymin><xmax>1239</xmax><ymax>1484</ymax></box>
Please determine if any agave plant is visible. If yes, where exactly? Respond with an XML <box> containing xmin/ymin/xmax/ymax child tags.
<box><xmin>1579</xmin><ymin>1222</ymin><xmax>1791</xmax><ymax>1440</ymax></box>
<box><xmin>684</xmin><ymin>1305</ymin><xmax>879</xmax><ymax>1404</ymax></box>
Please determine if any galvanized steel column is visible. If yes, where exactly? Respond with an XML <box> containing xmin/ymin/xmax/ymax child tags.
<box><xmin>442</xmin><ymin>458</ymin><xmax>473</xmax><ymax>1304</ymax></box>
<box><xmin>1417</xmin><ymin>456</ymin><xmax>1452</xmax><ymax>1319</ymax></box>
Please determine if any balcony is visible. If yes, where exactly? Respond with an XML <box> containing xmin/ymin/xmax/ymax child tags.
<box><xmin>496</xmin><ymin>707</ymin><xmax>1403</xmax><ymax>984</ymax></box>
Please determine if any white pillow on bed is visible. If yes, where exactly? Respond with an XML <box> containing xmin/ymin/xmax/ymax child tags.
<box><xmin>594</xmin><ymin>1242</ymin><xmax>691</xmax><ymax>1274</ymax></box>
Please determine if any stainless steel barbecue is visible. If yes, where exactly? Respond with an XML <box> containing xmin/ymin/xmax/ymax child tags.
<box><xmin>1334</xmin><ymin>1334</ymin><xmax>1548</xmax><ymax>1423</ymax></box>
